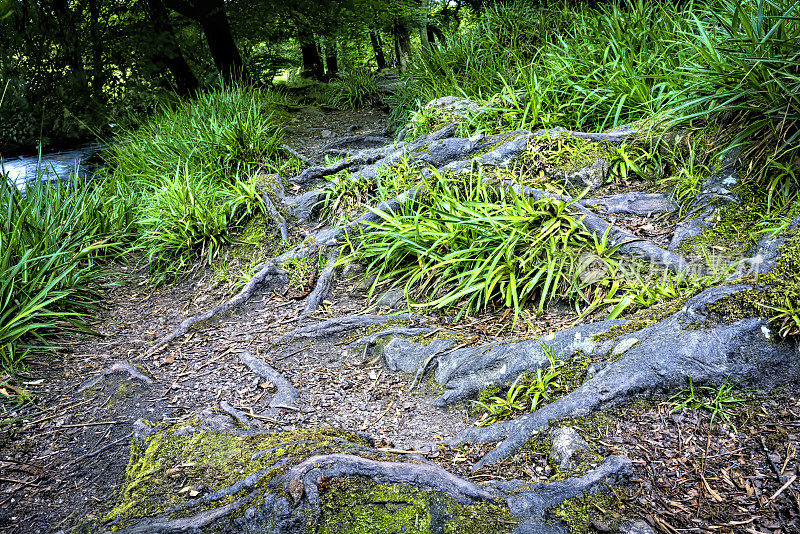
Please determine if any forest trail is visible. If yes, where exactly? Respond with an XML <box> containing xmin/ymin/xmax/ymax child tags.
<box><xmin>1</xmin><ymin>105</ymin><xmax>798</xmax><ymax>534</ymax></box>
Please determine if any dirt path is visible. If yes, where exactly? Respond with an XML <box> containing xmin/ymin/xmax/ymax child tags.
<box><xmin>1</xmin><ymin>107</ymin><xmax>798</xmax><ymax>533</ymax></box>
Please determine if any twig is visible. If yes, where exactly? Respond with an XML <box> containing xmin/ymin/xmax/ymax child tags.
<box><xmin>60</xmin><ymin>420</ymin><xmax>120</xmax><ymax>429</ymax></box>
<box><xmin>62</xmin><ymin>433</ymin><xmax>132</xmax><ymax>468</ymax></box>
<box><xmin>769</xmin><ymin>474</ymin><xmax>796</xmax><ymax>501</ymax></box>
<box><xmin>361</xmin><ymin>400</ymin><xmax>394</xmax><ymax>430</ymax></box>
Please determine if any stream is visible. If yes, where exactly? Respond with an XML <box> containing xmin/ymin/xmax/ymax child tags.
<box><xmin>1</xmin><ymin>143</ymin><xmax>103</xmax><ymax>193</ymax></box>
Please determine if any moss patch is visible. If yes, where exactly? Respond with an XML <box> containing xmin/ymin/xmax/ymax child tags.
<box><xmin>318</xmin><ymin>476</ymin><xmax>515</xmax><ymax>534</ymax></box>
<box><xmin>513</xmin><ymin>133</ymin><xmax>608</xmax><ymax>182</ymax></box>
<box><xmin>104</xmin><ymin>426</ymin><xmax>368</xmax><ymax>526</ymax></box>
<box><xmin>709</xmin><ymin>227</ymin><xmax>800</xmax><ymax>337</ymax></box>
<box><xmin>550</xmin><ymin>488</ymin><xmax>631</xmax><ymax>533</ymax></box>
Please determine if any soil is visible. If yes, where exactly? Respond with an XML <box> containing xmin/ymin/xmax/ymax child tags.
<box><xmin>1</xmin><ymin>106</ymin><xmax>798</xmax><ymax>534</ymax></box>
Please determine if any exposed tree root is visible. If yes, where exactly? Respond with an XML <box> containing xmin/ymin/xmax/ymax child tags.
<box><xmin>145</xmin><ymin>261</ymin><xmax>288</xmax><ymax>356</ymax></box>
<box><xmin>107</xmin><ymin>421</ymin><xmax>635</xmax><ymax>534</ymax></box>
<box><xmin>504</xmin><ymin>454</ymin><xmax>632</xmax><ymax>533</ymax></box>
<box><xmin>446</xmin><ymin>285</ymin><xmax>799</xmax><ymax>470</ymax></box>
<box><xmin>508</xmin><ymin>181</ymin><xmax>697</xmax><ymax>274</ymax></box>
<box><xmin>279</xmin><ymin>143</ymin><xmax>312</xmax><ymax>165</ymax></box>
<box><xmin>239</xmin><ymin>351</ymin><xmax>299</xmax><ymax>417</ymax></box>
<box><xmin>302</xmin><ymin>248</ymin><xmax>339</xmax><ymax>314</ymax></box>
<box><xmin>347</xmin><ymin>326</ymin><xmax>436</xmax><ymax>349</ymax></box>
<box><xmin>271</xmin><ymin>453</ymin><xmax>498</xmax><ymax>506</ymax></box>
<box><xmin>77</xmin><ymin>362</ymin><xmax>154</xmax><ymax>393</ymax></box>
<box><xmin>144</xmin><ymin>123</ymin><xmax>694</xmax><ymax>354</ymax></box>
<box><xmin>670</xmin><ymin>147</ymin><xmax>741</xmax><ymax>250</ymax></box>
<box><xmin>579</xmin><ymin>192</ymin><xmax>677</xmax><ymax>216</ymax></box>
<box><xmin>279</xmin><ymin>313</ymin><xmax>419</xmax><ymax>342</ymax></box>
<box><xmin>258</xmin><ymin>185</ymin><xmax>289</xmax><ymax>242</ymax></box>
<box><xmin>219</xmin><ymin>400</ymin><xmax>250</xmax><ymax>427</ymax></box>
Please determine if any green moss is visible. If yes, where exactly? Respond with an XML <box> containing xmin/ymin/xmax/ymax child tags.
<box><xmin>104</xmin><ymin>426</ymin><xmax>368</xmax><ymax>526</ymax></box>
<box><xmin>709</xmin><ymin>226</ymin><xmax>800</xmax><ymax>336</ymax></box>
<box><xmin>317</xmin><ymin>477</ymin><xmax>515</xmax><ymax>534</ymax></box>
<box><xmin>406</xmin><ymin>329</ymin><xmax>459</xmax><ymax>346</ymax></box>
<box><xmin>515</xmin><ymin>133</ymin><xmax>608</xmax><ymax>179</ymax></box>
<box><xmin>550</xmin><ymin>488</ymin><xmax>630</xmax><ymax>533</ymax></box>
<box><xmin>593</xmin><ymin>294</ymin><xmax>691</xmax><ymax>342</ymax></box>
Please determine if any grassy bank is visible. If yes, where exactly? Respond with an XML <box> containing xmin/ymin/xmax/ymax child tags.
<box><xmin>393</xmin><ymin>0</ymin><xmax>799</xmax><ymax>207</ymax></box>
<box><xmin>0</xmin><ymin>85</ymin><xmax>290</xmax><ymax>379</ymax></box>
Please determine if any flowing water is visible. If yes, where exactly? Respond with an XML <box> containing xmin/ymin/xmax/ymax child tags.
<box><xmin>1</xmin><ymin>143</ymin><xmax>102</xmax><ymax>194</ymax></box>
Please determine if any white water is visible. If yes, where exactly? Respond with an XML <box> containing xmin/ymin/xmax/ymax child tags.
<box><xmin>1</xmin><ymin>143</ymin><xmax>102</xmax><ymax>193</ymax></box>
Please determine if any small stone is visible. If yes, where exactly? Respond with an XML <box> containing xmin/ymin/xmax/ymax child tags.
<box><xmin>591</xmin><ymin>520</ymin><xmax>611</xmax><ymax>532</ymax></box>
<box><xmin>321</xmin><ymin>129</ymin><xmax>333</xmax><ymax>138</ymax></box>
<box><xmin>549</xmin><ymin>426</ymin><xmax>590</xmax><ymax>469</ymax></box>
<box><xmin>376</xmin><ymin>289</ymin><xmax>407</xmax><ymax>310</ymax></box>
<box><xmin>618</xmin><ymin>520</ymin><xmax>655</xmax><ymax>534</ymax></box>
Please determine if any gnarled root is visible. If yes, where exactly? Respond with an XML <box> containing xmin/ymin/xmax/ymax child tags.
<box><xmin>445</xmin><ymin>285</ymin><xmax>799</xmax><ymax>470</ymax></box>
<box><xmin>271</xmin><ymin>453</ymin><xmax>498</xmax><ymax>507</ymax></box>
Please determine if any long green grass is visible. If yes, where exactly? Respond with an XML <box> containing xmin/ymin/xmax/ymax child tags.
<box><xmin>344</xmin><ymin>169</ymin><xmax>617</xmax><ymax>320</ymax></box>
<box><xmin>102</xmin><ymin>85</ymin><xmax>289</xmax><ymax>278</ymax></box>
<box><xmin>391</xmin><ymin>0</ymin><xmax>799</xmax><ymax>203</ymax></box>
<box><xmin>0</xmin><ymin>175</ymin><xmax>116</xmax><ymax>372</ymax></box>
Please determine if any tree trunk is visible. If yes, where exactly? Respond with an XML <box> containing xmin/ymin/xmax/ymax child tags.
<box><xmin>419</xmin><ymin>23</ymin><xmax>430</xmax><ymax>49</ymax></box>
<box><xmin>324</xmin><ymin>40</ymin><xmax>338</xmax><ymax>78</ymax></box>
<box><xmin>300</xmin><ymin>33</ymin><xmax>324</xmax><ymax>80</ymax></box>
<box><xmin>198</xmin><ymin>0</ymin><xmax>244</xmax><ymax>82</ymax></box>
<box><xmin>164</xmin><ymin>0</ymin><xmax>247</xmax><ymax>82</ymax></box>
<box><xmin>369</xmin><ymin>31</ymin><xmax>387</xmax><ymax>70</ymax></box>
<box><xmin>393</xmin><ymin>21</ymin><xmax>411</xmax><ymax>71</ymax></box>
<box><xmin>145</xmin><ymin>0</ymin><xmax>199</xmax><ymax>96</ymax></box>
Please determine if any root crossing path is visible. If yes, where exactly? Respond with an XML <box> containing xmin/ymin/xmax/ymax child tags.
<box><xmin>3</xmin><ymin>106</ymin><xmax>799</xmax><ymax>534</ymax></box>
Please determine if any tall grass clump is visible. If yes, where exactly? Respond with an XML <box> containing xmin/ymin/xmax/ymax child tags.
<box><xmin>393</xmin><ymin>0</ymin><xmax>798</xmax><ymax>185</ymax></box>
<box><xmin>329</xmin><ymin>69</ymin><xmax>382</xmax><ymax>109</ymax></box>
<box><xmin>344</xmin><ymin>170</ymin><xmax>616</xmax><ymax>320</ymax></box>
<box><xmin>102</xmin><ymin>85</ymin><xmax>288</xmax><ymax>277</ymax></box>
<box><xmin>674</xmin><ymin>0</ymin><xmax>800</xmax><ymax>207</ymax></box>
<box><xmin>0</xmin><ymin>175</ymin><xmax>115</xmax><ymax>372</ymax></box>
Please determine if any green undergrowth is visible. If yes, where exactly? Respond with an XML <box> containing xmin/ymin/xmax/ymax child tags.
<box><xmin>391</xmin><ymin>0</ymin><xmax>800</xmax><ymax>195</ymax></box>
<box><xmin>0</xmin><ymin>175</ymin><xmax>118</xmax><ymax>374</ymax></box>
<box><xmin>210</xmin><ymin>214</ymin><xmax>288</xmax><ymax>294</ymax></box>
<box><xmin>318</xmin><ymin>476</ymin><xmax>514</xmax><ymax>534</ymax></box>
<box><xmin>321</xmin><ymin>157</ymin><xmax>421</xmax><ymax>223</ymax></box>
<box><xmin>342</xmin><ymin>168</ymin><xmax>621</xmax><ymax>322</ymax></box>
<box><xmin>101</xmin><ymin>85</ymin><xmax>293</xmax><ymax>282</ymax></box>
<box><xmin>473</xmin><ymin>349</ymin><xmax>606</xmax><ymax>425</ymax></box>
<box><xmin>326</xmin><ymin>70</ymin><xmax>383</xmax><ymax>109</ymax></box>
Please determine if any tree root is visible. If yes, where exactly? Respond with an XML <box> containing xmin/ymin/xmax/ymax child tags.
<box><xmin>219</xmin><ymin>400</ymin><xmax>250</xmax><ymax>427</ymax></box>
<box><xmin>77</xmin><ymin>362</ymin><xmax>154</xmax><ymax>393</ymax></box>
<box><xmin>302</xmin><ymin>248</ymin><xmax>339</xmax><ymax>314</ymax></box>
<box><xmin>144</xmin><ymin>123</ymin><xmax>692</xmax><ymax>355</ymax></box>
<box><xmin>239</xmin><ymin>351</ymin><xmax>299</xmax><ymax>417</ymax></box>
<box><xmin>271</xmin><ymin>453</ymin><xmax>499</xmax><ymax>506</ymax></box>
<box><xmin>279</xmin><ymin>313</ymin><xmax>420</xmax><ymax>342</ymax></box>
<box><xmin>508</xmin><ymin>181</ymin><xmax>698</xmax><ymax>274</ymax></box>
<box><xmin>347</xmin><ymin>326</ymin><xmax>436</xmax><ymax>349</ymax></box>
<box><xmin>145</xmin><ymin>261</ymin><xmax>288</xmax><ymax>356</ymax></box>
<box><xmin>445</xmin><ymin>284</ymin><xmax>799</xmax><ymax>470</ymax></box>
<box><xmin>258</xmin><ymin>186</ymin><xmax>289</xmax><ymax>242</ymax></box>
<box><xmin>504</xmin><ymin>454</ymin><xmax>633</xmax><ymax>532</ymax></box>
<box><xmin>279</xmin><ymin>143</ymin><xmax>312</xmax><ymax>165</ymax></box>
<box><xmin>579</xmin><ymin>192</ymin><xmax>678</xmax><ymax>216</ymax></box>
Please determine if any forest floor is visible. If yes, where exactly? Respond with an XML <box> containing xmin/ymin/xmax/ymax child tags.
<box><xmin>0</xmin><ymin>106</ymin><xmax>798</xmax><ymax>534</ymax></box>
